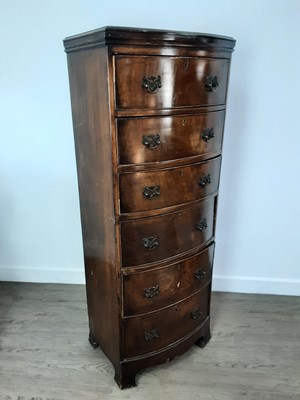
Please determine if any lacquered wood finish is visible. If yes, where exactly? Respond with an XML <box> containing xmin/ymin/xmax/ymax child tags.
<box><xmin>121</xmin><ymin>199</ymin><xmax>215</xmax><ymax>267</ymax></box>
<box><xmin>66</xmin><ymin>47</ymin><xmax>121</xmax><ymax>367</ymax></box>
<box><xmin>64</xmin><ymin>26</ymin><xmax>235</xmax><ymax>389</ymax></box>
<box><xmin>116</xmin><ymin>104</ymin><xmax>226</xmax><ymax>118</ymax></box>
<box><xmin>123</xmin><ymin>284</ymin><xmax>210</xmax><ymax>358</ymax></box>
<box><xmin>115</xmin><ymin>56</ymin><xmax>229</xmax><ymax>109</ymax></box>
<box><xmin>123</xmin><ymin>243</ymin><xmax>214</xmax><ymax>316</ymax></box>
<box><xmin>120</xmin><ymin>157</ymin><xmax>221</xmax><ymax>213</ymax></box>
<box><xmin>64</xmin><ymin>26</ymin><xmax>235</xmax><ymax>53</ymax></box>
<box><xmin>117</xmin><ymin>110</ymin><xmax>225</xmax><ymax>165</ymax></box>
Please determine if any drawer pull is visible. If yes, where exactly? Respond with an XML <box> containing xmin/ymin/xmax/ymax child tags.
<box><xmin>201</xmin><ymin>128</ymin><xmax>215</xmax><ymax>142</ymax></box>
<box><xmin>199</xmin><ymin>174</ymin><xmax>212</xmax><ymax>187</ymax></box>
<box><xmin>142</xmin><ymin>236</ymin><xmax>159</xmax><ymax>250</ymax></box>
<box><xmin>194</xmin><ymin>268</ymin><xmax>206</xmax><ymax>280</ymax></box>
<box><xmin>144</xmin><ymin>285</ymin><xmax>160</xmax><ymax>299</ymax></box>
<box><xmin>195</xmin><ymin>219</ymin><xmax>208</xmax><ymax>232</ymax></box>
<box><xmin>144</xmin><ymin>328</ymin><xmax>159</xmax><ymax>342</ymax></box>
<box><xmin>205</xmin><ymin>75</ymin><xmax>219</xmax><ymax>92</ymax></box>
<box><xmin>191</xmin><ymin>308</ymin><xmax>202</xmax><ymax>320</ymax></box>
<box><xmin>142</xmin><ymin>134</ymin><xmax>161</xmax><ymax>149</ymax></box>
<box><xmin>143</xmin><ymin>185</ymin><xmax>160</xmax><ymax>200</ymax></box>
<box><xmin>142</xmin><ymin>75</ymin><xmax>162</xmax><ymax>93</ymax></box>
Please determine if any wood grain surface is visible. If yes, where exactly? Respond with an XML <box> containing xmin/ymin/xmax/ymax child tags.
<box><xmin>117</xmin><ymin>110</ymin><xmax>225</xmax><ymax>165</ymax></box>
<box><xmin>119</xmin><ymin>157</ymin><xmax>221</xmax><ymax>213</ymax></box>
<box><xmin>115</xmin><ymin>56</ymin><xmax>229</xmax><ymax>109</ymax></box>
<box><xmin>121</xmin><ymin>198</ymin><xmax>215</xmax><ymax>267</ymax></box>
<box><xmin>64</xmin><ymin>27</ymin><xmax>236</xmax><ymax>387</ymax></box>
<box><xmin>66</xmin><ymin>47</ymin><xmax>121</xmax><ymax>368</ymax></box>
<box><xmin>123</xmin><ymin>243</ymin><xmax>214</xmax><ymax>316</ymax></box>
<box><xmin>123</xmin><ymin>284</ymin><xmax>210</xmax><ymax>358</ymax></box>
<box><xmin>0</xmin><ymin>282</ymin><xmax>299</xmax><ymax>400</ymax></box>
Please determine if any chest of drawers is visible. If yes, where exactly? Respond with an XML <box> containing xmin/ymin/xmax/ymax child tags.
<box><xmin>64</xmin><ymin>26</ymin><xmax>235</xmax><ymax>389</ymax></box>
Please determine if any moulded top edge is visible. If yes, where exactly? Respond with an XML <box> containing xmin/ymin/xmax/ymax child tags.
<box><xmin>63</xmin><ymin>26</ymin><xmax>236</xmax><ymax>53</ymax></box>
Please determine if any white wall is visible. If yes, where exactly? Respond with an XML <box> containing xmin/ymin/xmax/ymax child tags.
<box><xmin>0</xmin><ymin>0</ymin><xmax>299</xmax><ymax>295</ymax></box>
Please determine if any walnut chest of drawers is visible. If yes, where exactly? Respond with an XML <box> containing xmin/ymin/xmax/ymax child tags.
<box><xmin>64</xmin><ymin>26</ymin><xmax>235</xmax><ymax>389</ymax></box>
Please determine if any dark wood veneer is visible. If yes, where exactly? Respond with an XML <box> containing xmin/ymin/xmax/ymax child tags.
<box><xmin>115</xmin><ymin>56</ymin><xmax>229</xmax><ymax>109</ymax></box>
<box><xmin>64</xmin><ymin>26</ymin><xmax>235</xmax><ymax>389</ymax></box>
<box><xmin>123</xmin><ymin>284</ymin><xmax>210</xmax><ymax>358</ymax></box>
<box><xmin>119</xmin><ymin>157</ymin><xmax>221</xmax><ymax>213</ymax></box>
<box><xmin>117</xmin><ymin>110</ymin><xmax>225</xmax><ymax>165</ymax></box>
<box><xmin>123</xmin><ymin>242</ymin><xmax>214</xmax><ymax>316</ymax></box>
<box><xmin>64</xmin><ymin>26</ymin><xmax>235</xmax><ymax>52</ymax></box>
<box><xmin>66</xmin><ymin>47</ymin><xmax>121</xmax><ymax>367</ymax></box>
<box><xmin>121</xmin><ymin>198</ymin><xmax>215</xmax><ymax>267</ymax></box>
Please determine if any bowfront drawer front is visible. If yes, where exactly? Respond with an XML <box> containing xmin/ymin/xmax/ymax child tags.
<box><xmin>123</xmin><ymin>284</ymin><xmax>210</xmax><ymax>358</ymax></box>
<box><xmin>121</xmin><ymin>198</ymin><xmax>214</xmax><ymax>267</ymax></box>
<box><xmin>123</xmin><ymin>243</ymin><xmax>215</xmax><ymax>316</ymax></box>
<box><xmin>117</xmin><ymin>111</ymin><xmax>225</xmax><ymax>165</ymax></box>
<box><xmin>120</xmin><ymin>157</ymin><xmax>221</xmax><ymax>213</ymax></box>
<box><xmin>115</xmin><ymin>56</ymin><xmax>229</xmax><ymax>110</ymax></box>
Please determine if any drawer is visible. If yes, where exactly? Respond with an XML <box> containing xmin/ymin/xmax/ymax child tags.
<box><xmin>123</xmin><ymin>284</ymin><xmax>210</xmax><ymax>358</ymax></box>
<box><xmin>117</xmin><ymin>111</ymin><xmax>225</xmax><ymax>165</ymax></box>
<box><xmin>120</xmin><ymin>157</ymin><xmax>221</xmax><ymax>213</ymax></box>
<box><xmin>121</xmin><ymin>198</ymin><xmax>215</xmax><ymax>267</ymax></box>
<box><xmin>115</xmin><ymin>56</ymin><xmax>229</xmax><ymax>109</ymax></box>
<box><xmin>123</xmin><ymin>243</ymin><xmax>214</xmax><ymax>316</ymax></box>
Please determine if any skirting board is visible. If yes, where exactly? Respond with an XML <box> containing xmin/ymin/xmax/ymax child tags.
<box><xmin>0</xmin><ymin>267</ymin><xmax>85</xmax><ymax>285</ymax></box>
<box><xmin>0</xmin><ymin>267</ymin><xmax>299</xmax><ymax>296</ymax></box>
<box><xmin>213</xmin><ymin>275</ymin><xmax>300</xmax><ymax>296</ymax></box>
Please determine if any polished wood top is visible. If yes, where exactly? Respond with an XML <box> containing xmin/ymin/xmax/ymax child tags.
<box><xmin>64</xmin><ymin>26</ymin><xmax>236</xmax><ymax>53</ymax></box>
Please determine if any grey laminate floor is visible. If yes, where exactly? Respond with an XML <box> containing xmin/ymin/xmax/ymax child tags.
<box><xmin>0</xmin><ymin>282</ymin><xmax>299</xmax><ymax>400</ymax></box>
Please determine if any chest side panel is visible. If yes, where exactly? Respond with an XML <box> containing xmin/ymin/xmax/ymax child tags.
<box><xmin>66</xmin><ymin>47</ymin><xmax>121</xmax><ymax>365</ymax></box>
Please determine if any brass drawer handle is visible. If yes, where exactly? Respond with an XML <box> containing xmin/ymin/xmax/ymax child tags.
<box><xmin>205</xmin><ymin>75</ymin><xmax>219</xmax><ymax>92</ymax></box>
<box><xmin>144</xmin><ymin>329</ymin><xmax>159</xmax><ymax>342</ymax></box>
<box><xmin>142</xmin><ymin>134</ymin><xmax>161</xmax><ymax>149</ymax></box>
<box><xmin>195</xmin><ymin>219</ymin><xmax>208</xmax><ymax>232</ymax></box>
<box><xmin>194</xmin><ymin>268</ymin><xmax>206</xmax><ymax>280</ymax></box>
<box><xmin>143</xmin><ymin>185</ymin><xmax>160</xmax><ymax>200</ymax></box>
<box><xmin>191</xmin><ymin>308</ymin><xmax>202</xmax><ymax>320</ymax></box>
<box><xmin>142</xmin><ymin>76</ymin><xmax>162</xmax><ymax>93</ymax></box>
<box><xmin>142</xmin><ymin>236</ymin><xmax>159</xmax><ymax>250</ymax></box>
<box><xmin>144</xmin><ymin>285</ymin><xmax>160</xmax><ymax>299</ymax></box>
<box><xmin>201</xmin><ymin>128</ymin><xmax>215</xmax><ymax>142</ymax></box>
<box><xmin>199</xmin><ymin>174</ymin><xmax>211</xmax><ymax>187</ymax></box>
